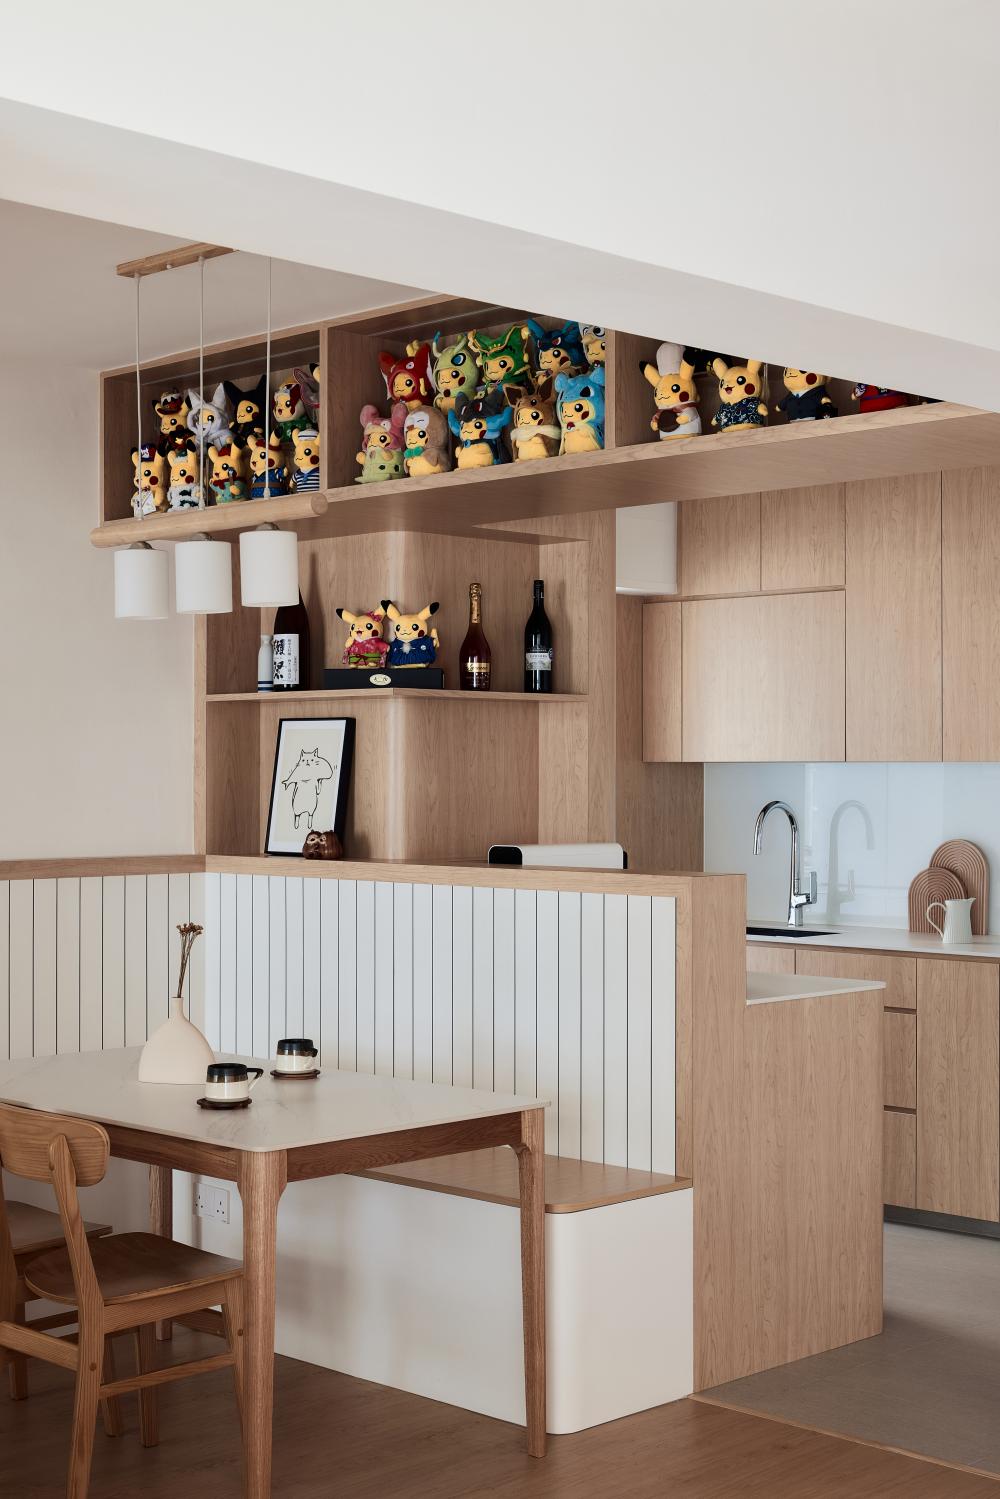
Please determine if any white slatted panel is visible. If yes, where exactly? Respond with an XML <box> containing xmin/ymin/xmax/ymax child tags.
<box><xmin>56</xmin><ymin>878</ymin><xmax>80</xmax><ymax>1056</ymax></box>
<box><xmin>3</xmin><ymin>871</ymin><xmax>677</xmax><ymax>1170</ymax></box>
<box><xmin>32</xmin><ymin>880</ymin><xmax>57</xmax><ymax>1059</ymax></box>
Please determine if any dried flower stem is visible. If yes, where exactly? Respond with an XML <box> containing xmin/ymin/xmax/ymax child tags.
<box><xmin>175</xmin><ymin>922</ymin><xmax>204</xmax><ymax>999</ymax></box>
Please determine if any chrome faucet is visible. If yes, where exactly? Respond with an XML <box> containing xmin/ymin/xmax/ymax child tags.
<box><xmin>826</xmin><ymin>799</ymin><xmax>875</xmax><ymax>925</ymax></box>
<box><xmin>753</xmin><ymin>800</ymin><xmax>817</xmax><ymax>928</ymax></box>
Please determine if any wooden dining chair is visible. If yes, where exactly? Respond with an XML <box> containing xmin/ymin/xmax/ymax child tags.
<box><xmin>0</xmin><ymin>1104</ymin><xmax>246</xmax><ymax>1499</ymax></box>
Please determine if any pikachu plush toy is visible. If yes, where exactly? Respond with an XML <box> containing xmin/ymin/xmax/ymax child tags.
<box><xmin>710</xmin><ymin>358</ymin><xmax>768</xmax><ymax>432</ymax></box>
<box><xmin>774</xmin><ymin>369</ymin><xmax>838</xmax><ymax>422</ymax></box>
<box><xmin>641</xmin><ymin>343</ymin><xmax>702</xmax><ymax>439</ymax></box>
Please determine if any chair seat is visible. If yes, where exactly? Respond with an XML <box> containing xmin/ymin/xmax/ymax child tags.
<box><xmin>8</xmin><ymin>1199</ymin><xmax>111</xmax><ymax>1260</ymax></box>
<box><xmin>24</xmin><ymin>1233</ymin><xmax>243</xmax><ymax>1306</ymax></box>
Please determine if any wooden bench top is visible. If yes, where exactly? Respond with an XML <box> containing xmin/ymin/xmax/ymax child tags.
<box><xmin>357</xmin><ymin>1149</ymin><xmax>691</xmax><ymax>1214</ymax></box>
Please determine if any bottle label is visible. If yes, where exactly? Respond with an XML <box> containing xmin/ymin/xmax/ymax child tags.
<box><xmin>465</xmin><ymin>661</ymin><xmax>491</xmax><ymax>678</ymax></box>
<box><xmin>525</xmin><ymin>650</ymin><xmax>552</xmax><ymax>671</ymax></box>
<box><xmin>272</xmin><ymin>634</ymin><xmax>300</xmax><ymax>688</ymax></box>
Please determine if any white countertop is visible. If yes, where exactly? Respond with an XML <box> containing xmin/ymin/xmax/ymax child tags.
<box><xmin>746</xmin><ymin>972</ymin><xmax>886</xmax><ymax>1007</ymax></box>
<box><xmin>0</xmin><ymin>1049</ymin><xmax>545</xmax><ymax>1154</ymax></box>
<box><xmin>747</xmin><ymin>921</ymin><xmax>1000</xmax><ymax>961</ymax></box>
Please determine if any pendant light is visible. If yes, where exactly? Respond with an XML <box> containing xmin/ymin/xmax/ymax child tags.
<box><xmin>239</xmin><ymin>256</ymin><xmax>299</xmax><ymax>608</ymax></box>
<box><xmin>115</xmin><ymin>272</ymin><xmax>170</xmax><ymax>619</ymax></box>
<box><xmin>173</xmin><ymin>255</ymin><xmax>235</xmax><ymax>613</ymax></box>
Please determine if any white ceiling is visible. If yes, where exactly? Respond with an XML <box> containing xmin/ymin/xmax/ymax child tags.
<box><xmin>0</xmin><ymin>199</ymin><xmax>418</xmax><ymax>369</ymax></box>
<box><xmin>1</xmin><ymin>5</ymin><xmax>999</xmax><ymax>405</ymax></box>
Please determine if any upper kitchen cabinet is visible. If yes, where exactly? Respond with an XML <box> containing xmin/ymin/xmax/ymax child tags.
<box><xmin>942</xmin><ymin>466</ymin><xmax>1000</xmax><ymax>760</ymax></box>
<box><xmin>845</xmin><ymin>474</ymin><xmax>942</xmax><ymax>761</ymax></box>
<box><xmin>681</xmin><ymin>590</ymin><xmax>845</xmax><ymax>761</ymax></box>
<box><xmin>760</xmin><ymin>484</ymin><xmax>846</xmax><ymax>592</ymax></box>
<box><xmin>678</xmin><ymin>493</ymin><xmax>761</xmax><ymax>596</ymax></box>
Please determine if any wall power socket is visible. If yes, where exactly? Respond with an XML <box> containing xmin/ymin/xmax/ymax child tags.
<box><xmin>194</xmin><ymin>1182</ymin><xmax>230</xmax><ymax>1223</ymax></box>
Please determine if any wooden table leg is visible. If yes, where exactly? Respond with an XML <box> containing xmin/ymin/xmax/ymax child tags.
<box><xmin>237</xmin><ymin>1151</ymin><xmax>286</xmax><ymax>1499</ymax></box>
<box><xmin>149</xmin><ymin>1166</ymin><xmax>173</xmax><ymax>1341</ymax></box>
<box><xmin>515</xmin><ymin>1108</ymin><xmax>546</xmax><ymax>1458</ymax></box>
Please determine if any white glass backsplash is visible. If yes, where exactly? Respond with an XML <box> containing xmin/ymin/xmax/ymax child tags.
<box><xmin>704</xmin><ymin>763</ymin><xmax>1000</xmax><ymax>934</ymax></box>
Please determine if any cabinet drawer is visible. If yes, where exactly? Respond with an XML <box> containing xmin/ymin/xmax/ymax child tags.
<box><xmin>793</xmin><ymin>949</ymin><xmax>916</xmax><ymax>1011</ymax></box>
<box><xmin>883</xmin><ymin>1011</ymin><xmax>916</xmax><ymax>1109</ymax></box>
<box><xmin>884</xmin><ymin>1110</ymin><xmax>916</xmax><ymax>1208</ymax></box>
<box><xmin>746</xmin><ymin>944</ymin><xmax>795</xmax><ymax>976</ymax></box>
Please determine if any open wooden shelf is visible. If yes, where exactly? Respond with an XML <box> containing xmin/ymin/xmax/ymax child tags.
<box><xmin>206</xmin><ymin>688</ymin><xmax>587</xmax><ymax>704</ymax></box>
<box><xmin>90</xmin><ymin>402</ymin><xmax>1000</xmax><ymax>549</ymax></box>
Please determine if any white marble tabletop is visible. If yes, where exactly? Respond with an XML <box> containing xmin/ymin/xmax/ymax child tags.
<box><xmin>0</xmin><ymin>1049</ymin><xmax>545</xmax><ymax>1154</ymax></box>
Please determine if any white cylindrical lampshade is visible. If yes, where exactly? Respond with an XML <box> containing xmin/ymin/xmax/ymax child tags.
<box><xmin>175</xmin><ymin>536</ymin><xmax>233</xmax><ymax>614</ymax></box>
<box><xmin>239</xmin><ymin>526</ymin><xmax>299</xmax><ymax>607</ymax></box>
<box><xmin>114</xmin><ymin>543</ymin><xmax>169</xmax><ymax>620</ymax></box>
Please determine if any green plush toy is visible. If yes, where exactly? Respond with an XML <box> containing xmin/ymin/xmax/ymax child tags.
<box><xmin>468</xmin><ymin>324</ymin><xmax>532</xmax><ymax>394</ymax></box>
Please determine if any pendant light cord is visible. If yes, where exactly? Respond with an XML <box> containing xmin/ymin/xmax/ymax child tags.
<box><xmin>263</xmin><ymin>256</ymin><xmax>272</xmax><ymax>501</ymax></box>
<box><xmin>198</xmin><ymin>254</ymin><xmax>206</xmax><ymax>509</ymax></box>
<box><xmin>134</xmin><ymin>272</ymin><xmax>143</xmax><ymax>520</ymax></box>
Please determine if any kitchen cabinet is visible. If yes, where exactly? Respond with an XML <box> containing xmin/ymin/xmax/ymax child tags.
<box><xmin>942</xmin><ymin>466</ymin><xmax>1000</xmax><ymax>760</ymax></box>
<box><xmin>679</xmin><ymin>493</ymin><xmax>760</xmax><ymax>596</ymax></box>
<box><xmin>884</xmin><ymin>1111</ymin><xmax>916</xmax><ymax>1209</ymax></box>
<box><xmin>746</xmin><ymin>943</ymin><xmax>795</xmax><ymax>975</ymax></box>
<box><xmin>642</xmin><ymin>602</ymin><xmax>682</xmax><ymax>762</ymax></box>
<box><xmin>760</xmin><ymin>484</ymin><xmax>845</xmax><ymax>592</ymax></box>
<box><xmin>845</xmin><ymin>474</ymin><xmax>942</xmax><ymax>761</ymax></box>
<box><xmin>681</xmin><ymin>591</ymin><xmax>845</xmax><ymax>761</ymax></box>
<box><xmin>917</xmin><ymin>957</ymin><xmax>1000</xmax><ymax>1222</ymax></box>
<box><xmin>883</xmin><ymin>1010</ymin><xmax>916</xmax><ymax>1110</ymax></box>
<box><xmin>791</xmin><ymin>949</ymin><xmax>916</xmax><ymax>1011</ymax></box>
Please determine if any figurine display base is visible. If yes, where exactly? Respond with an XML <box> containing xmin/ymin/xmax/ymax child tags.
<box><xmin>323</xmin><ymin>667</ymin><xmax>444</xmax><ymax>691</ymax></box>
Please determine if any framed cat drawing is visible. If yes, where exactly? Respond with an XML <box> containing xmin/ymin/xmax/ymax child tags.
<box><xmin>265</xmin><ymin>717</ymin><xmax>356</xmax><ymax>857</ymax></box>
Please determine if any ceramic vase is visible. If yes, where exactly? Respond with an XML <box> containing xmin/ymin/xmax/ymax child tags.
<box><xmin>138</xmin><ymin>993</ymin><xmax>215</xmax><ymax>1084</ymax></box>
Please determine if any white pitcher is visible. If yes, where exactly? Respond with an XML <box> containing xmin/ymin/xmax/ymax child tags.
<box><xmin>926</xmin><ymin>896</ymin><xmax>976</xmax><ymax>944</ymax></box>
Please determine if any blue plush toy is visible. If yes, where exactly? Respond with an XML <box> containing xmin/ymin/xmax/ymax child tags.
<box><xmin>527</xmin><ymin>319</ymin><xmax>587</xmax><ymax>384</ymax></box>
<box><xmin>447</xmin><ymin>389</ymin><xmax>513</xmax><ymax>468</ymax></box>
<box><xmin>554</xmin><ymin>367</ymin><xmax>605</xmax><ymax>455</ymax></box>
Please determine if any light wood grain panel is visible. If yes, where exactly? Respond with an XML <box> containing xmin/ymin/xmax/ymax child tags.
<box><xmin>683</xmin><ymin>591</ymin><xmax>846</xmax><ymax>762</ymax></box>
<box><xmin>942</xmin><ymin>465</ymin><xmax>1000</xmax><ymax>759</ymax></box>
<box><xmin>917</xmin><ymin>957</ymin><xmax>1000</xmax><ymax>1221</ymax></box>
<box><xmin>746</xmin><ymin>944</ymin><xmax>795</xmax><ymax>975</ymax></box>
<box><xmin>793</xmin><ymin>948</ymin><xmax>916</xmax><ymax>1011</ymax></box>
<box><xmin>641</xmin><ymin>600</ymin><xmax>683</xmax><ymax>764</ymax></box>
<box><xmin>846</xmin><ymin>473</ymin><xmax>942</xmax><ymax>761</ymax></box>
<box><xmin>883</xmin><ymin>1109</ymin><xmax>916</xmax><ymax>1208</ymax></box>
<box><xmin>883</xmin><ymin>1010</ymin><xmax>916</xmax><ymax>1110</ymax></box>
<box><xmin>679</xmin><ymin>494</ymin><xmax>760</xmax><ymax>596</ymax></box>
<box><xmin>760</xmin><ymin>484</ymin><xmax>845</xmax><ymax>591</ymax></box>
<box><xmin>618</xmin><ymin>598</ymin><xmax>702</xmax><ymax>868</ymax></box>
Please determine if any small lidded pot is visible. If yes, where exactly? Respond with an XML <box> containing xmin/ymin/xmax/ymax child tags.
<box><xmin>274</xmin><ymin>1037</ymin><xmax>319</xmax><ymax>1075</ymax></box>
<box><xmin>204</xmin><ymin>1062</ymin><xmax>264</xmax><ymax>1102</ymax></box>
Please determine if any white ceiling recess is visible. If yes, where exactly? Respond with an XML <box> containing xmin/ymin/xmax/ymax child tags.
<box><xmin>1</xmin><ymin>3</ymin><xmax>999</xmax><ymax>406</ymax></box>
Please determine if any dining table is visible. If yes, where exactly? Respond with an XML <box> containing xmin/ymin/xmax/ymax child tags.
<box><xmin>0</xmin><ymin>1048</ymin><xmax>547</xmax><ymax>1497</ymax></box>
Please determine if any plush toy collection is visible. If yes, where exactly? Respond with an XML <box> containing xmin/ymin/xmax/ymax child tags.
<box><xmin>356</xmin><ymin>318</ymin><xmax>608</xmax><ymax>481</ymax></box>
<box><xmin>335</xmin><ymin>601</ymin><xmax>441</xmax><ymax>669</ymax></box>
<box><xmin>131</xmin><ymin>366</ymin><xmax>321</xmax><ymax>514</ymax></box>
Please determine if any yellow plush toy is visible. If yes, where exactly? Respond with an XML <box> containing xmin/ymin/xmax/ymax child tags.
<box><xmin>710</xmin><ymin>358</ymin><xmax>768</xmax><ymax>432</ymax></box>
<box><xmin>641</xmin><ymin>343</ymin><xmax>702</xmax><ymax>440</ymax></box>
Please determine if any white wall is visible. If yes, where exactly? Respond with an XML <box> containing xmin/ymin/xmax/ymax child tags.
<box><xmin>0</xmin><ymin>361</ymin><xmax>193</xmax><ymax>857</ymax></box>
<box><xmin>705</xmin><ymin>762</ymin><xmax>1000</xmax><ymax>933</ymax></box>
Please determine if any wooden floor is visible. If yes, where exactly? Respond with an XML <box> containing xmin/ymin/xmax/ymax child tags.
<box><xmin>1</xmin><ymin>1333</ymin><xmax>996</xmax><ymax>1498</ymax></box>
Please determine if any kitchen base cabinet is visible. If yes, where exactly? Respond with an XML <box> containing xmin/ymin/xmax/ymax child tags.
<box><xmin>884</xmin><ymin>1111</ymin><xmax>916</xmax><ymax>1208</ymax></box>
<box><xmin>746</xmin><ymin>943</ymin><xmax>795</xmax><ymax>975</ymax></box>
<box><xmin>917</xmin><ymin>958</ymin><xmax>1000</xmax><ymax>1222</ymax></box>
<box><xmin>791</xmin><ymin>949</ymin><xmax>916</xmax><ymax>1012</ymax></box>
<box><xmin>883</xmin><ymin>1010</ymin><xmax>916</xmax><ymax>1111</ymax></box>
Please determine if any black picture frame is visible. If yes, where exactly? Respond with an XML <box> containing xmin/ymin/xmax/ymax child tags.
<box><xmin>264</xmin><ymin>717</ymin><xmax>356</xmax><ymax>857</ymax></box>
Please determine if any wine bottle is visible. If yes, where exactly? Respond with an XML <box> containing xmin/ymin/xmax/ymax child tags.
<box><xmin>459</xmin><ymin>582</ymin><xmax>491</xmax><ymax>691</ymax></box>
<box><xmin>257</xmin><ymin>633</ymin><xmax>274</xmax><ymax>693</ymax></box>
<box><xmin>272</xmin><ymin>594</ymin><xmax>311</xmax><ymax>692</ymax></box>
<box><xmin>524</xmin><ymin>579</ymin><xmax>553</xmax><ymax>693</ymax></box>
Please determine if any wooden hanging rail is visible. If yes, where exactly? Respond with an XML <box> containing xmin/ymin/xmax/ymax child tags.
<box><xmin>115</xmin><ymin>243</ymin><xmax>233</xmax><ymax>279</ymax></box>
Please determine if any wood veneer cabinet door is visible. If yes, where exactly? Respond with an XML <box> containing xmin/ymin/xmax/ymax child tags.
<box><xmin>678</xmin><ymin>494</ymin><xmax>760</xmax><ymax>597</ymax></box>
<box><xmin>845</xmin><ymin>474</ymin><xmax>942</xmax><ymax>762</ymax></box>
<box><xmin>916</xmin><ymin>957</ymin><xmax>1000</xmax><ymax>1222</ymax></box>
<box><xmin>682</xmin><ymin>591</ymin><xmax>845</xmax><ymax>762</ymax></box>
<box><xmin>942</xmin><ymin>466</ymin><xmax>1000</xmax><ymax>760</ymax></box>
<box><xmin>883</xmin><ymin>1110</ymin><xmax>916</xmax><ymax>1208</ymax></box>
<box><xmin>760</xmin><ymin>484</ymin><xmax>845</xmax><ymax>592</ymax></box>
<box><xmin>792</xmin><ymin>949</ymin><xmax>916</xmax><ymax>1012</ymax></box>
<box><xmin>642</xmin><ymin>602</ymin><xmax>682</xmax><ymax>762</ymax></box>
<box><xmin>746</xmin><ymin>944</ymin><xmax>795</xmax><ymax>975</ymax></box>
<box><xmin>882</xmin><ymin>1011</ymin><xmax>916</xmax><ymax>1111</ymax></box>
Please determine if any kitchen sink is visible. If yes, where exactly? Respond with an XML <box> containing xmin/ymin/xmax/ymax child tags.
<box><xmin>746</xmin><ymin>925</ymin><xmax>836</xmax><ymax>938</ymax></box>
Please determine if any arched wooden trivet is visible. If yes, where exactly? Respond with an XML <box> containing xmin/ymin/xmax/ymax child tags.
<box><xmin>930</xmin><ymin>839</ymin><xmax>989</xmax><ymax>935</ymax></box>
<box><xmin>908</xmin><ymin>867</ymin><xmax>965</xmax><ymax>933</ymax></box>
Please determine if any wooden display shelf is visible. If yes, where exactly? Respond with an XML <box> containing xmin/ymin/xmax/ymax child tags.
<box><xmin>206</xmin><ymin>688</ymin><xmax>587</xmax><ymax>704</ymax></box>
<box><xmin>90</xmin><ymin>402</ymin><xmax>1000</xmax><ymax>549</ymax></box>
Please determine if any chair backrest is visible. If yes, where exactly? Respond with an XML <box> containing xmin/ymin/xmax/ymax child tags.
<box><xmin>0</xmin><ymin>1104</ymin><xmax>109</xmax><ymax>1187</ymax></box>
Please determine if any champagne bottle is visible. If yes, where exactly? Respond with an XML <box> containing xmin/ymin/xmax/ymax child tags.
<box><xmin>459</xmin><ymin>582</ymin><xmax>492</xmax><ymax>691</ymax></box>
<box><xmin>524</xmin><ymin>579</ymin><xmax>553</xmax><ymax>693</ymax></box>
<box><xmin>272</xmin><ymin>594</ymin><xmax>311</xmax><ymax>692</ymax></box>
